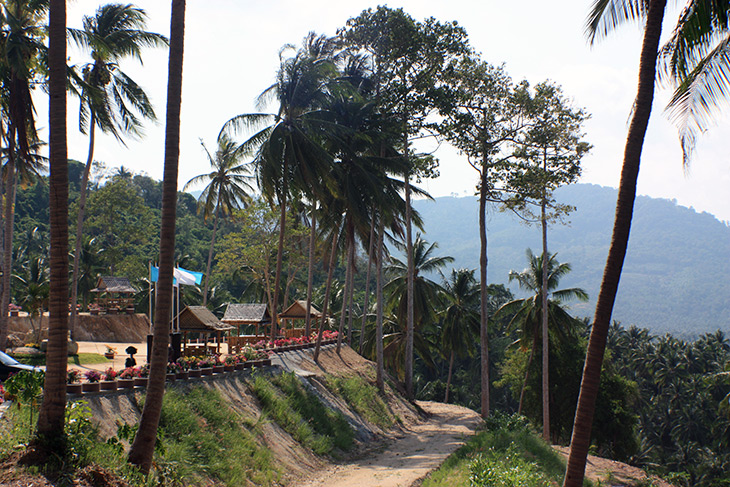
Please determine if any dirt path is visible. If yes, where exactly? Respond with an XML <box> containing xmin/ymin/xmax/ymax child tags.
<box><xmin>294</xmin><ymin>401</ymin><xmax>481</xmax><ymax>487</ymax></box>
<box><xmin>553</xmin><ymin>447</ymin><xmax>675</xmax><ymax>487</ymax></box>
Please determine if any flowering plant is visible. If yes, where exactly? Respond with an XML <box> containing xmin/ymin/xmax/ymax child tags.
<box><xmin>84</xmin><ymin>370</ymin><xmax>102</xmax><ymax>383</ymax></box>
<box><xmin>197</xmin><ymin>356</ymin><xmax>215</xmax><ymax>368</ymax></box>
<box><xmin>167</xmin><ymin>362</ymin><xmax>182</xmax><ymax>374</ymax></box>
<box><xmin>176</xmin><ymin>356</ymin><xmax>194</xmax><ymax>371</ymax></box>
<box><xmin>118</xmin><ymin>367</ymin><xmax>139</xmax><ymax>379</ymax></box>
<box><xmin>8</xmin><ymin>303</ymin><xmax>21</xmax><ymax>312</ymax></box>
<box><xmin>224</xmin><ymin>355</ymin><xmax>238</xmax><ymax>366</ymax></box>
<box><xmin>105</xmin><ymin>345</ymin><xmax>117</xmax><ymax>354</ymax></box>
<box><xmin>139</xmin><ymin>364</ymin><xmax>150</xmax><ymax>377</ymax></box>
<box><xmin>0</xmin><ymin>384</ymin><xmax>6</xmax><ymax>403</ymax></box>
<box><xmin>102</xmin><ymin>368</ymin><xmax>118</xmax><ymax>381</ymax></box>
<box><xmin>67</xmin><ymin>369</ymin><xmax>82</xmax><ymax>384</ymax></box>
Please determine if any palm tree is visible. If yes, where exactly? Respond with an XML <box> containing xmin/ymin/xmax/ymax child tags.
<box><xmin>384</xmin><ymin>235</ymin><xmax>453</xmax><ymax>384</ymax></box>
<box><xmin>34</xmin><ymin>0</ymin><xmax>68</xmax><ymax>451</ymax></box>
<box><xmin>0</xmin><ymin>0</ymin><xmax>48</xmax><ymax>352</ymax></box>
<box><xmin>497</xmin><ymin>250</ymin><xmax>588</xmax><ymax>416</ymax></box>
<box><xmin>223</xmin><ymin>34</ymin><xmax>336</xmax><ymax>342</ymax></box>
<box><xmin>439</xmin><ymin>268</ymin><xmax>480</xmax><ymax>403</ymax></box>
<box><xmin>67</xmin><ymin>3</ymin><xmax>167</xmax><ymax>334</ymax></box>
<box><xmin>564</xmin><ymin>0</ymin><xmax>668</xmax><ymax>485</ymax></box>
<box><xmin>127</xmin><ymin>0</ymin><xmax>185</xmax><ymax>473</ymax></box>
<box><xmin>183</xmin><ymin>133</ymin><xmax>253</xmax><ymax>305</ymax></box>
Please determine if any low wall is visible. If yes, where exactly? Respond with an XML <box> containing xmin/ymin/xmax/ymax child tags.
<box><xmin>8</xmin><ymin>313</ymin><xmax>152</xmax><ymax>344</ymax></box>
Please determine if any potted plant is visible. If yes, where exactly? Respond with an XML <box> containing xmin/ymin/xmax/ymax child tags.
<box><xmin>134</xmin><ymin>364</ymin><xmax>149</xmax><ymax>387</ymax></box>
<box><xmin>198</xmin><ymin>357</ymin><xmax>214</xmax><ymax>376</ymax></box>
<box><xmin>67</xmin><ymin>369</ymin><xmax>83</xmax><ymax>394</ymax></box>
<box><xmin>212</xmin><ymin>355</ymin><xmax>224</xmax><ymax>374</ymax></box>
<box><xmin>83</xmin><ymin>370</ymin><xmax>102</xmax><ymax>393</ymax></box>
<box><xmin>100</xmin><ymin>368</ymin><xmax>118</xmax><ymax>391</ymax></box>
<box><xmin>223</xmin><ymin>355</ymin><xmax>237</xmax><ymax>372</ymax></box>
<box><xmin>166</xmin><ymin>362</ymin><xmax>179</xmax><ymax>382</ymax></box>
<box><xmin>173</xmin><ymin>359</ymin><xmax>189</xmax><ymax>380</ymax></box>
<box><xmin>89</xmin><ymin>303</ymin><xmax>103</xmax><ymax>316</ymax></box>
<box><xmin>117</xmin><ymin>367</ymin><xmax>137</xmax><ymax>389</ymax></box>
<box><xmin>104</xmin><ymin>345</ymin><xmax>117</xmax><ymax>359</ymax></box>
<box><xmin>8</xmin><ymin>303</ymin><xmax>21</xmax><ymax>317</ymax></box>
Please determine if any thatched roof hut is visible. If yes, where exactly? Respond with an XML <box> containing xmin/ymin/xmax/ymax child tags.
<box><xmin>175</xmin><ymin>306</ymin><xmax>233</xmax><ymax>355</ymax></box>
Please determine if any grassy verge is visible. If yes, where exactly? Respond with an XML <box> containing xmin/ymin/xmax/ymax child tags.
<box><xmin>422</xmin><ymin>413</ymin><xmax>588</xmax><ymax>487</ymax></box>
<box><xmin>250</xmin><ymin>372</ymin><xmax>354</xmax><ymax>455</ymax></box>
<box><xmin>12</xmin><ymin>353</ymin><xmax>111</xmax><ymax>366</ymax></box>
<box><xmin>326</xmin><ymin>375</ymin><xmax>395</xmax><ymax>430</ymax></box>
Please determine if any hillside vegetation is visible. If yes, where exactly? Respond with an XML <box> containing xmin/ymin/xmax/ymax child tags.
<box><xmin>414</xmin><ymin>183</ymin><xmax>730</xmax><ymax>335</ymax></box>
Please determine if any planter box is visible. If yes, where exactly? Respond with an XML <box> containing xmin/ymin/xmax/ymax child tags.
<box><xmin>104</xmin><ymin>353</ymin><xmax>115</xmax><ymax>360</ymax></box>
<box><xmin>234</xmin><ymin>363</ymin><xmax>244</xmax><ymax>371</ymax></box>
<box><xmin>133</xmin><ymin>377</ymin><xmax>148</xmax><ymax>387</ymax></box>
<box><xmin>224</xmin><ymin>365</ymin><xmax>234</xmax><ymax>372</ymax></box>
<box><xmin>188</xmin><ymin>369</ymin><xmax>202</xmax><ymax>378</ymax></box>
<box><xmin>212</xmin><ymin>365</ymin><xmax>224</xmax><ymax>374</ymax></box>
<box><xmin>66</xmin><ymin>383</ymin><xmax>82</xmax><ymax>394</ymax></box>
<box><xmin>100</xmin><ymin>380</ymin><xmax>118</xmax><ymax>391</ymax></box>
<box><xmin>166</xmin><ymin>373</ymin><xmax>176</xmax><ymax>382</ymax></box>
<box><xmin>117</xmin><ymin>379</ymin><xmax>135</xmax><ymax>389</ymax></box>
<box><xmin>82</xmin><ymin>382</ymin><xmax>101</xmax><ymax>393</ymax></box>
<box><xmin>243</xmin><ymin>360</ymin><xmax>253</xmax><ymax>368</ymax></box>
<box><xmin>200</xmin><ymin>367</ymin><xmax>213</xmax><ymax>376</ymax></box>
<box><xmin>176</xmin><ymin>371</ymin><xmax>189</xmax><ymax>380</ymax></box>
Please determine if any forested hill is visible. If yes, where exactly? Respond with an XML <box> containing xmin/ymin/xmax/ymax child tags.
<box><xmin>413</xmin><ymin>183</ymin><xmax>730</xmax><ymax>336</ymax></box>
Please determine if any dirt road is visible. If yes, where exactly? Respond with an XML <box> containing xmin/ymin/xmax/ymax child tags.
<box><xmin>295</xmin><ymin>401</ymin><xmax>481</xmax><ymax>487</ymax></box>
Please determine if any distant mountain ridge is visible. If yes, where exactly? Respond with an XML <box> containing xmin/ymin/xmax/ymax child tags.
<box><xmin>412</xmin><ymin>183</ymin><xmax>730</xmax><ymax>336</ymax></box>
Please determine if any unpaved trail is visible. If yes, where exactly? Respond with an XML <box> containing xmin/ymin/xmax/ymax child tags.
<box><xmin>295</xmin><ymin>401</ymin><xmax>481</xmax><ymax>487</ymax></box>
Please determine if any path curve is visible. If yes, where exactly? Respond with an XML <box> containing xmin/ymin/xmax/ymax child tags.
<box><xmin>295</xmin><ymin>401</ymin><xmax>481</xmax><ymax>487</ymax></box>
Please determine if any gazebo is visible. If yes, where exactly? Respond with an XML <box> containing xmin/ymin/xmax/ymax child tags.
<box><xmin>91</xmin><ymin>276</ymin><xmax>137</xmax><ymax>313</ymax></box>
<box><xmin>278</xmin><ymin>300</ymin><xmax>321</xmax><ymax>338</ymax></box>
<box><xmin>176</xmin><ymin>306</ymin><xmax>234</xmax><ymax>356</ymax></box>
<box><xmin>222</xmin><ymin>303</ymin><xmax>271</xmax><ymax>352</ymax></box>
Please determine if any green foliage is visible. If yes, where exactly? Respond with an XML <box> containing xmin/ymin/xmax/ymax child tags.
<box><xmin>327</xmin><ymin>375</ymin><xmax>394</xmax><ymax>429</ymax></box>
<box><xmin>157</xmin><ymin>386</ymin><xmax>277</xmax><ymax>486</ymax></box>
<box><xmin>250</xmin><ymin>372</ymin><xmax>354</xmax><ymax>455</ymax></box>
<box><xmin>423</xmin><ymin>412</ymin><xmax>568</xmax><ymax>487</ymax></box>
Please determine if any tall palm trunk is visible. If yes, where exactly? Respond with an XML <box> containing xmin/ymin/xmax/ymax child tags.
<box><xmin>69</xmin><ymin>113</ymin><xmax>96</xmax><ymax>336</ymax></box>
<box><xmin>404</xmin><ymin>171</ymin><xmax>414</xmax><ymax>401</ymax></box>
<box><xmin>541</xmin><ymin>178</ymin><xmax>550</xmax><ymax>442</ymax></box>
<box><xmin>375</xmin><ymin>219</ymin><xmax>385</xmax><ymax>392</ymax></box>
<box><xmin>271</xmin><ymin>160</ymin><xmax>288</xmax><ymax>343</ymax></box>
<box><xmin>337</xmin><ymin>224</ymin><xmax>353</xmax><ymax>355</ymax></box>
<box><xmin>346</xmin><ymin>251</ymin><xmax>355</xmax><ymax>346</ymax></box>
<box><xmin>444</xmin><ymin>350</ymin><xmax>455</xmax><ymax>403</ymax></box>
<box><xmin>563</xmin><ymin>0</ymin><xmax>666</xmax><ymax>485</ymax></box>
<box><xmin>304</xmin><ymin>206</ymin><xmax>316</xmax><ymax>336</ymax></box>
<box><xmin>0</xmin><ymin>147</ymin><xmax>15</xmax><ymax>352</ymax></box>
<box><xmin>359</xmin><ymin>213</ymin><xmax>375</xmax><ymax>354</ymax></box>
<box><xmin>128</xmin><ymin>0</ymin><xmax>186</xmax><ymax>473</ymax></box>
<box><xmin>314</xmin><ymin>231</ymin><xmax>338</xmax><ymax>362</ymax></box>
<box><xmin>518</xmin><ymin>326</ymin><xmax>541</xmax><ymax>414</ymax></box>
<box><xmin>202</xmin><ymin>200</ymin><xmax>221</xmax><ymax>306</ymax></box>
<box><xmin>478</xmin><ymin>165</ymin><xmax>490</xmax><ymax>418</ymax></box>
<box><xmin>35</xmin><ymin>0</ymin><xmax>69</xmax><ymax>447</ymax></box>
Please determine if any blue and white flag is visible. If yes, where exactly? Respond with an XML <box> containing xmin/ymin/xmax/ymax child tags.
<box><xmin>150</xmin><ymin>265</ymin><xmax>204</xmax><ymax>286</ymax></box>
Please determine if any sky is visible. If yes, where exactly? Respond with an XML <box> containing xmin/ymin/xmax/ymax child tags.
<box><xmin>38</xmin><ymin>1</ymin><xmax>730</xmax><ymax>221</ymax></box>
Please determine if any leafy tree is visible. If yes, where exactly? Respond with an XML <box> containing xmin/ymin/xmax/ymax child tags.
<box><xmin>127</xmin><ymin>0</ymin><xmax>185</xmax><ymax>473</ymax></box>
<box><xmin>67</xmin><ymin>3</ymin><xmax>167</xmax><ymax>333</ymax></box>
<box><xmin>564</xmin><ymin>0</ymin><xmax>669</xmax><ymax>484</ymax></box>
<box><xmin>183</xmin><ymin>132</ymin><xmax>253</xmax><ymax>305</ymax></box>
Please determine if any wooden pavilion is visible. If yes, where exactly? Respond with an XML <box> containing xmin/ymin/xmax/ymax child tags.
<box><xmin>278</xmin><ymin>300</ymin><xmax>321</xmax><ymax>338</ymax></box>
<box><xmin>176</xmin><ymin>306</ymin><xmax>234</xmax><ymax>356</ymax></box>
<box><xmin>91</xmin><ymin>276</ymin><xmax>137</xmax><ymax>313</ymax></box>
<box><xmin>222</xmin><ymin>303</ymin><xmax>271</xmax><ymax>352</ymax></box>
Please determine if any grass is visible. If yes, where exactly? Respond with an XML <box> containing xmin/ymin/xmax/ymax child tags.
<box><xmin>155</xmin><ymin>387</ymin><xmax>277</xmax><ymax>486</ymax></box>
<box><xmin>12</xmin><ymin>353</ymin><xmax>111</xmax><ymax>366</ymax></box>
<box><xmin>250</xmin><ymin>372</ymin><xmax>354</xmax><ymax>455</ymax></box>
<box><xmin>422</xmin><ymin>412</ymin><xmax>589</xmax><ymax>487</ymax></box>
<box><xmin>326</xmin><ymin>375</ymin><xmax>394</xmax><ymax>430</ymax></box>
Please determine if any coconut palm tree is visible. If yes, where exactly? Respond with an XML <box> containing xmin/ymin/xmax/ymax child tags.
<box><xmin>0</xmin><ymin>0</ymin><xmax>48</xmax><ymax>352</ymax></box>
<box><xmin>34</xmin><ymin>0</ymin><xmax>68</xmax><ymax>451</ymax></box>
<box><xmin>127</xmin><ymin>0</ymin><xmax>185</xmax><ymax>474</ymax></box>
<box><xmin>67</xmin><ymin>3</ymin><xmax>167</xmax><ymax>334</ymax></box>
<box><xmin>564</xmin><ymin>0</ymin><xmax>668</xmax><ymax>485</ymax></box>
<box><xmin>439</xmin><ymin>268</ymin><xmax>480</xmax><ymax>403</ymax></box>
<box><xmin>183</xmin><ymin>133</ymin><xmax>254</xmax><ymax>305</ymax></box>
<box><xmin>497</xmin><ymin>250</ymin><xmax>588</xmax><ymax>416</ymax></box>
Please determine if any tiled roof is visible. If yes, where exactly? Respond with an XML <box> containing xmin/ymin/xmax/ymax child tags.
<box><xmin>91</xmin><ymin>276</ymin><xmax>137</xmax><ymax>293</ymax></box>
<box><xmin>222</xmin><ymin>303</ymin><xmax>271</xmax><ymax>323</ymax></box>
<box><xmin>177</xmin><ymin>306</ymin><xmax>233</xmax><ymax>332</ymax></box>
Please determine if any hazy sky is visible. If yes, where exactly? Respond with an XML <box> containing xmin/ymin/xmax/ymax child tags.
<box><xmin>40</xmin><ymin>1</ymin><xmax>730</xmax><ymax>221</ymax></box>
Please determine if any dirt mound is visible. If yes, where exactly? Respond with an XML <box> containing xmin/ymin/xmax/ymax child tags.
<box><xmin>553</xmin><ymin>446</ymin><xmax>675</xmax><ymax>486</ymax></box>
<box><xmin>8</xmin><ymin>314</ymin><xmax>151</xmax><ymax>343</ymax></box>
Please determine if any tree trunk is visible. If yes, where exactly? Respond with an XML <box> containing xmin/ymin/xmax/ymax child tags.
<box><xmin>359</xmin><ymin>213</ymin><xmax>375</xmax><ymax>354</ymax></box>
<box><xmin>404</xmin><ymin>171</ymin><xmax>414</xmax><ymax>401</ymax></box>
<box><xmin>0</xmin><ymin>151</ymin><xmax>15</xmax><ymax>353</ymax></box>
<box><xmin>69</xmin><ymin>114</ymin><xmax>96</xmax><ymax>337</ymax></box>
<box><xmin>128</xmin><ymin>0</ymin><xmax>186</xmax><ymax>473</ymax></box>
<box><xmin>271</xmin><ymin>169</ymin><xmax>288</xmax><ymax>343</ymax></box>
<box><xmin>444</xmin><ymin>350</ymin><xmax>455</xmax><ymax>403</ymax></box>
<box><xmin>304</xmin><ymin>206</ymin><xmax>316</xmax><ymax>336</ymax></box>
<box><xmin>478</xmin><ymin>166</ymin><xmax>490</xmax><ymax>418</ymax></box>
<box><xmin>563</xmin><ymin>1</ymin><xmax>666</xmax><ymax>485</ymax></box>
<box><xmin>518</xmin><ymin>326</ymin><xmax>540</xmax><ymax>414</ymax></box>
<box><xmin>314</xmin><ymin>231</ymin><xmax>338</xmax><ymax>362</ymax></box>
<box><xmin>346</xmin><ymin>249</ymin><xmax>355</xmax><ymax>346</ymax></box>
<box><xmin>336</xmin><ymin>226</ymin><xmax>353</xmax><ymax>355</ymax></box>
<box><xmin>541</xmin><ymin>193</ymin><xmax>550</xmax><ymax>442</ymax></box>
<box><xmin>35</xmin><ymin>0</ymin><xmax>69</xmax><ymax>448</ymax></box>
<box><xmin>202</xmin><ymin>201</ymin><xmax>221</xmax><ymax>306</ymax></box>
<box><xmin>375</xmin><ymin>219</ymin><xmax>385</xmax><ymax>392</ymax></box>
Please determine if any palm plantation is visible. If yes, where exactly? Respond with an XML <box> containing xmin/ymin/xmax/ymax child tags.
<box><xmin>67</xmin><ymin>3</ymin><xmax>166</xmax><ymax>333</ymax></box>
<box><xmin>184</xmin><ymin>133</ymin><xmax>254</xmax><ymax>305</ymax></box>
